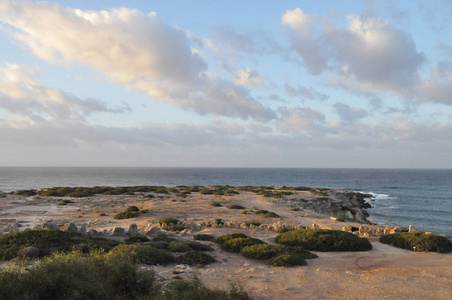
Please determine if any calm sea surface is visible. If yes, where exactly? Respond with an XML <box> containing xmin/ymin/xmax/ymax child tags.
<box><xmin>0</xmin><ymin>167</ymin><xmax>450</xmax><ymax>235</ymax></box>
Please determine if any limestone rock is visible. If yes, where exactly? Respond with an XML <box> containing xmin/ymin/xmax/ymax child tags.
<box><xmin>79</xmin><ymin>224</ymin><xmax>87</xmax><ymax>235</ymax></box>
<box><xmin>42</xmin><ymin>222</ymin><xmax>60</xmax><ymax>231</ymax></box>
<box><xmin>88</xmin><ymin>229</ymin><xmax>98</xmax><ymax>236</ymax></box>
<box><xmin>145</xmin><ymin>225</ymin><xmax>162</xmax><ymax>236</ymax></box>
<box><xmin>408</xmin><ymin>225</ymin><xmax>417</xmax><ymax>233</ymax></box>
<box><xmin>112</xmin><ymin>227</ymin><xmax>126</xmax><ymax>236</ymax></box>
<box><xmin>127</xmin><ymin>223</ymin><xmax>138</xmax><ymax>236</ymax></box>
<box><xmin>8</xmin><ymin>223</ymin><xmax>20</xmax><ymax>233</ymax></box>
<box><xmin>64</xmin><ymin>222</ymin><xmax>78</xmax><ymax>232</ymax></box>
<box><xmin>359</xmin><ymin>225</ymin><xmax>369</xmax><ymax>237</ymax></box>
<box><xmin>384</xmin><ymin>225</ymin><xmax>391</xmax><ymax>235</ymax></box>
<box><xmin>312</xmin><ymin>223</ymin><xmax>320</xmax><ymax>230</ymax></box>
<box><xmin>239</xmin><ymin>223</ymin><xmax>248</xmax><ymax>229</ymax></box>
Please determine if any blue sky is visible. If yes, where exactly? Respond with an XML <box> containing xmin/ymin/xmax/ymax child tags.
<box><xmin>0</xmin><ymin>0</ymin><xmax>451</xmax><ymax>168</ymax></box>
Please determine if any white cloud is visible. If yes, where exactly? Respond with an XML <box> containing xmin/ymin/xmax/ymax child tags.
<box><xmin>0</xmin><ymin>0</ymin><xmax>274</xmax><ymax>121</ymax></box>
<box><xmin>234</xmin><ymin>68</ymin><xmax>263</xmax><ymax>88</ymax></box>
<box><xmin>0</xmin><ymin>63</ymin><xmax>127</xmax><ymax>121</ymax></box>
<box><xmin>284</xmin><ymin>84</ymin><xmax>329</xmax><ymax>101</ymax></box>
<box><xmin>333</xmin><ymin>102</ymin><xmax>368</xmax><ymax>123</ymax></box>
<box><xmin>282</xmin><ymin>9</ymin><xmax>426</xmax><ymax>95</ymax></box>
<box><xmin>417</xmin><ymin>68</ymin><xmax>452</xmax><ymax>105</ymax></box>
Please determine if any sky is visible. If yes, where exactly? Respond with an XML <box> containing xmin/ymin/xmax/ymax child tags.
<box><xmin>0</xmin><ymin>0</ymin><xmax>451</xmax><ymax>168</ymax></box>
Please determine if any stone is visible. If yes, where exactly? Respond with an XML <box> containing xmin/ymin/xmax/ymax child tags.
<box><xmin>312</xmin><ymin>223</ymin><xmax>320</xmax><ymax>230</ymax></box>
<box><xmin>88</xmin><ymin>229</ymin><xmax>98</xmax><ymax>236</ymax></box>
<box><xmin>173</xmin><ymin>264</ymin><xmax>193</xmax><ymax>274</ymax></box>
<box><xmin>112</xmin><ymin>227</ymin><xmax>126</xmax><ymax>236</ymax></box>
<box><xmin>31</xmin><ymin>223</ymin><xmax>43</xmax><ymax>230</ymax></box>
<box><xmin>0</xmin><ymin>190</ymin><xmax>5</xmax><ymax>198</ymax></box>
<box><xmin>79</xmin><ymin>224</ymin><xmax>87</xmax><ymax>235</ymax></box>
<box><xmin>145</xmin><ymin>225</ymin><xmax>162</xmax><ymax>236</ymax></box>
<box><xmin>384</xmin><ymin>225</ymin><xmax>391</xmax><ymax>235</ymax></box>
<box><xmin>390</xmin><ymin>226</ymin><xmax>403</xmax><ymax>234</ymax></box>
<box><xmin>344</xmin><ymin>211</ymin><xmax>354</xmax><ymax>221</ymax></box>
<box><xmin>359</xmin><ymin>225</ymin><xmax>369</xmax><ymax>237</ymax></box>
<box><xmin>375</xmin><ymin>227</ymin><xmax>384</xmax><ymax>236</ymax></box>
<box><xmin>127</xmin><ymin>223</ymin><xmax>138</xmax><ymax>236</ymax></box>
<box><xmin>408</xmin><ymin>225</ymin><xmax>417</xmax><ymax>233</ymax></box>
<box><xmin>64</xmin><ymin>222</ymin><xmax>78</xmax><ymax>232</ymax></box>
<box><xmin>296</xmin><ymin>224</ymin><xmax>305</xmax><ymax>230</ymax></box>
<box><xmin>239</xmin><ymin>223</ymin><xmax>248</xmax><ymax>229</ymax></box>
<box><xmin>8</xmin><ymin>224</ymin><xmax>20</xmax><ymax>233</ymax></box>
<box><xmin>42</xmin><ymin>222</ymin><xmax>60</xmax><ymax>231</ymax></box>
<box><xmin>18</xmin><ymin>246</ymin><xmax>41</xmax><ymax>258</ymax></box>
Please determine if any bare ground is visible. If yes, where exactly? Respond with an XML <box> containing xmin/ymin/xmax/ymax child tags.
<box><xmin>1</xmin><ymin>190</ymin><xmax>451</xmax><ymax>300</ymax></box>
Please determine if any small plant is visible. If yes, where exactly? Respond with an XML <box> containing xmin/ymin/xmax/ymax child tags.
<box><xmin>157</xmin><ymin>217</ymin><xmax>185</xmax><ymax>231</ymax></box>
<box><xmin>194</xmin><ymin>234</ymin><xmax>215</xmax><ymax>241</ymax></box>
<box><xmin>168</xmin><ymin>241</ymin><xmax>214</xmax><ymax>253</ymax></box>
<box><xmin>221</xmin><ymin>237</ymin><xmax>265</xmax><ymax>253</ymax></box>
<box><xmin>177</xmin><ymin>250</ymin><xmax>216</xmax><ymax>266</ymax></box>
<box><xmin>214</xmin><ymin>233</ymin><xmax>249</xmax><ymax>245</ymax></box>
<box><xmin>108</xmin><ymin>244</ymin><xmax>175</xmax><ymax>265</ymax></box>
<box><xmin>240</xmin><ymin>244</ymin><xmax>287</xmax><ymax>260</ymax></box>
<box><xmin>269</xmin><ymin>253</ymin><xmax>307</xmax><ymax>267</ymax></box>
<box><xmin>380</xmin><ymin>232</ymin><xmax>452</xmax><ymax>253</ymax></box>
<box><xmin>125</xmin><ymin>235</ymin><xmax>150</xmax><ymax>244</ymax></box>
<box><xmin>245</xmin><ymin>221</ymin><xmax>261</xmax><ymax>227</ymax></box>
<box><xmin>57</xmin><ymin>199</ymin><xmax>74</xmax><ymax>205</ymax></box>
<box><xmin>226</xmin><ymin>204</ymin><xmax>245</xmax><ymax>210</ymax></box>
<box><xmin>209</xmin><ymin>202</ymin><xmax>223</xmax><ymax>207</ymax></box>
<box><xmin>275</xmin><ymin>229</ymin><xmax>372</xmax><ymax>252</ymax></box>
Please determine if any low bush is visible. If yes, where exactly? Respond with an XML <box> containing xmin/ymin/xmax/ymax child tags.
<box><xmin>125</xmin><ymin>235</ymin><xmax>150</xmax><ymax>244</ymax></box>
<box><xmin>194</xmin><ymin>234</ymin><xmax>215</xmax><ymax>241</ymax></box>
<box><xmin>108</xmin><ymin>244</ymin><xmax>175</xmax><ymax>265</ymax></box>
<box><xmin>240</xmin><ymin>244</ymin><xmax>318</xmax><ymax>260</ymax></box>
<box><xmin>177</xmin><ymin>250</ymin><xmax>216</xmax><ymax>266</ymax></box>
<box><xmin>221</xmin><ymin>238</ymin><xmax>265</xmax><ymax>253</ymax></box>
<box><xmin>157</xmin><ymin>217</ymin><xmax>185</xmax><ymax>231</ymax></box>
<box><xmin>226</xmin><ymin>204</ymin><xmax>245</xmax><ymax>210</ymax></box>
<box><xmin>380</xmin><ymin>232</ymin><xmax>452</xmax><ymax>253</ymax></box>
<box><xmin>209</xmin><ymin>202</ymin><xmax>223</xmax><ymax>207</ymax></box>
<box><xmin>269</xmin><ymin>253</ymin><xmax>307</xmax><ymax>267</ymax></box>
<box><xmin>113</xmin><ymin>210</ymin><xmax>139</xmax><ymax>220</ymax></box>
<box><xmin>155</xmin><ymin>277</ymin><xmax>251</xmax><ymax>300</ymax></box>
<box><xmin>214</xmin><ymin>233</ymin><xmax>249</xmax><ymax>245</ymax></box>
<box><xmin>240</xmin><ymin>244</ymin><xmax>287</xmax><ymax>260</ymax></box>
<box><xmin>0</xmin><ymin>230</ymin><xmax>119</xmax><ymax>260</ymax></box>
<box><xmin>275</xmin><ymin>229</ymin><xmax>372</xmax><ymax>252</ymax></box>
<box><xmin>152</xmin><ymin>235</ymin><xmax>177</xmax><ymax>243</ymax></box>
<box><xmin>168</xmin><ymin>241</ymin><xmax>214</xmax><ymax>253</ymax></box>
<box><xmin>0</xmin><ymin>250</ymin><xmax>158</xmax><ymax>300</ymax></box>
<box><xmin>245</xmin><ymin>221</ymin><xmax>261</xmax><ymax>227</ymax></box>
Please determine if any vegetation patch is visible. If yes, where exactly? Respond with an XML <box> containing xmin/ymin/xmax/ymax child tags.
<box><xmin>113</xmin><ymin>206</ymin><xmax>141</xmax><ymax>219</ymax></box>
<box><xmin>168</xmin><ymin>241</ymin><xmax>213</xmax><ymax>253</ymax></box>
<box><xmin>214</xmin><ymin>233</ymin><xmax>249</xmax><ymax>245</ymax></box>
<box><xmin>269</xmin><ymin>253</ymin><xmax>307</xmax><ymax>267</ymax></box>
<box><xmin>177</xmin><ymin>250</ymin><xmax>216</xmax><ymax>266</ymax></box>
<box><xmin>275</xmin><ymin>229</ymin><xmax>372</xmax><ymax>252</ymax></box>
<box><xmin>108</xmin><ymin>244</ymin><xmax>175</xmax><ymax>265</ymax></box>
<box><xmin>157</xmin><ymin>217</ymin><xmax>185</xmax><ymax>231</ymax></box>
<box><xmin>226</xmin><ymin>204</ymin><xmax>246</xmax><ymax>210</ymax></box>
<box><xmin>209</xmin><ymin>201</ymin><xmax>223</xmax><ymax>207</ymax></box>
<box><xmin>125</xmin><ymin>235</ymin><xmax>150</xmax><ymax>244</ymax></box>
<box><xmin>221</xmin><ymin>237</ymin><xmax>265</xmax><ymax>253</ymax></box>
<box><xmin>380</xmin><ymin>232</ymin><xmax>452</xmax><ymax>253</ymax></box>
<box><xmin>194</xmin><ymin>234</ymin><xmax>215</xmax><ymax>241</ymax></box>
<box><xmin>0</xmin><ymin>230</ymin><xmax>119</xmax><ymax>260</ymax></box>
<box><xmin>240</xmin><ymin>244</ymin><xmax>287</xmax><ymax>260</ymax></box>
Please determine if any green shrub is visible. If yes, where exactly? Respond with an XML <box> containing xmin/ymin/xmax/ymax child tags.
<box><xmin>152</xmin><ymin>235</ymin><xmax>177</xmax><ymax>243</ymax></box>
<box><xmin>269</xmin><ymin>253</ymin><xmax>307</xmax><ymax>267</ymax></box>
<box><xmin>380</xmin><ymin>232</ymin><xmax>452</xmax><ymax>253</ymax></box>
<box><xmin>0</xmin><ymin>250</ymin><xmax>159</xmax><ymax>300</ymax></box>
<box><xmin>262</xmin><ymin>212</ymin><xmax>279</xmax><ymax>218</ymax></box>
<box><xmin>177</xmin><ymin>250</ymin><xmax>216</xmax><ymax>266</ymax></box>
<box><xmin>168</xmin><ymin>241</ymin><xmax>214</xmax><ymax>253</ymax></box>
<box><xmin>126</xmin><ymin>206</ymin><xmax>140</xmax><ymax>212</ymax></box>
<box><xmin>214</xmin><ymin>233</ymin><xmax>249</xmax><ymax>245</ymax></box>
<box><xmin>125</xmin><ymin>235</ymin><xmax>150</xmax><ymax>244</ymax></box>
<box><xmin>275</xmin><ymin>229</ymin><xmax>372</xmax><ymax>252</ymax></box>
<box><xmin>194</xmin><ymin>234</ymin><xmax>215</xmax><ymax>241</ymax></box>
<box><xmin>226</xmin><ymin>205</ymin><xmax>245</xmax><ymax>210</ymax></box>
<box><xmin>221</xmin><ymin>238</ymin><xmax>265</xmax><ymax>253</ymax></box>
<box><xmin>0</xmin><ymin>230</ymin><xmax>119</xmax><ymax>260</ymax></box>
<box><xmin>57</xmin><ymin>199</ymin><xmax>74</xmax><ymax>205</ymax></box>
<box><xmin>157</xmin><ymin>217</ymin><xmax>185</xmax><ymax>231</ymax></box>
<box><xmin>113</xmin><ymin>210</ymin><xmax>139</xmax><ymax>220</ymax></box>
<box><xmin>155</xmin><ymin>278</ymin><xmax>251</xmax><ymax>300</ymax></box>
<box><xmin>240</xmin><ymin>244</ymin><xmax>287</xmax><ymax>260</ymax></box>
<box><xmin>108</xmin><ymin>244</ymin><xmax>175</xmax><ymax>265</ymax></box>
<box><xmin>209</xmin><ymin>202</ymin><xmax>223</xmax><ymax>207</ymax></box>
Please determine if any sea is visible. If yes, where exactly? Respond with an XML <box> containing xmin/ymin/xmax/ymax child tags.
<box><xmin>0</xmin><ymin>167</ymin><xmax>450</xmax><ymax>236</ymax></box>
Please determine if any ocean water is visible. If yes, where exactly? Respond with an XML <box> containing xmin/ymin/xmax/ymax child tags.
<box><xmin>0</xmin><ymin>167</ymin><xmax>450</xmax><ymax>235</ymax></box>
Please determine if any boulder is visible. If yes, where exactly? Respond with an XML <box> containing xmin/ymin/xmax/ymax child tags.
<box><xmin>384</xmin><ymin>225</ymin><xmax>391</xmax><ymax>235</ymax></box>
<box><xmin>358</xmin><ymin>225</ymin><xmax>369</xmax><ymax>237</ymax></box>
<box><xmin>408</xmin><ymin>225</ymin><xmax>417</xmax><ymax>233</ymax></box>
<box><xmin>42</xmin><ymin>222</ymin><xmax>60</xmax><ymax>231</ymax></box>
<box><xmin>144</xmin><ymin>225</ymin><xmax>162</xmax><ymax>236</ymax></box>
<box><xmin>127</xmin><ymin>223</ymin><xmax>138</xmax><ymax>236</ymax></box>
<box><xmin>112</xmin><ymin>227</ymin><xmax>126</xmax><ymax>237</ymax></box>
<box><xmin>8</xmin><ymin>224</ymin><xmax>20</xmax><ymax>233</ymax></box>
<box><xmin>64</xmin><ymin>222</ymin><xmax>78</xmax><ymax>232</ymax></box>
<box><xmin>312</xmin><ymin>223</ymin><xmax>320</xmax><ymax>230</ymax></box>
<box><xmin>79</xmin><ymin>224</ymin><xmax>87</xmax><ymax>235</ymax></box>
<box><xmin>88</xmin><ymin>229</ymin><xmax>98</xmax><ymax>236</ymax></box>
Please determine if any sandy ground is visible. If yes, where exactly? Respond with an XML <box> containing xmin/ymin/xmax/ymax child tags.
<box><xmin>1</xmin><ymin>190</ymin><xmax>451</xmax><ymax>299</ymax></box>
